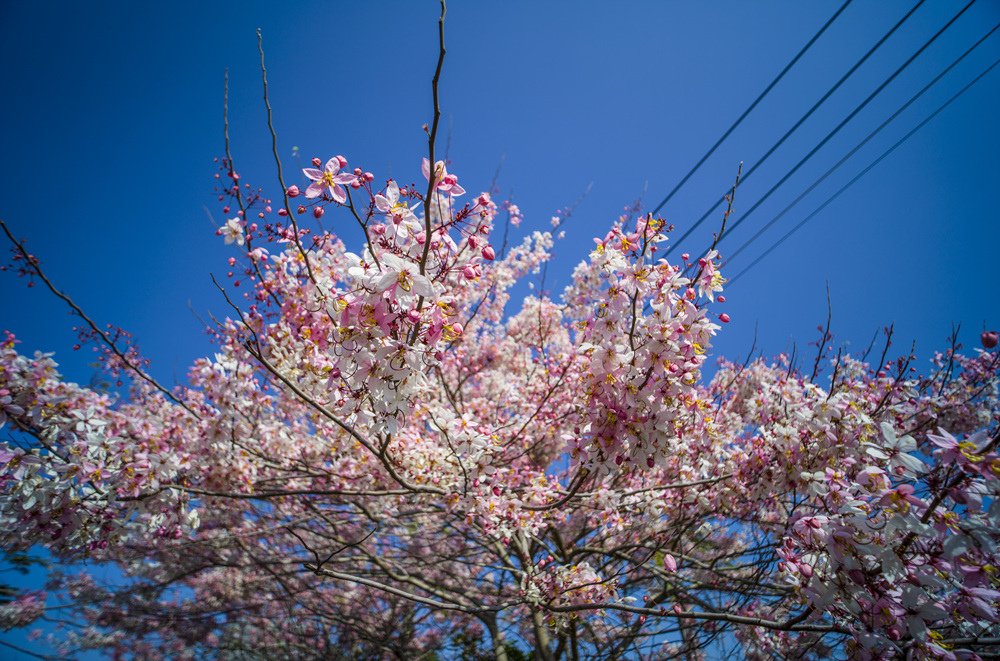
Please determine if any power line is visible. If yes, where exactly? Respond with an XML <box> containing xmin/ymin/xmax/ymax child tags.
<box><xmin>723</xmin><ymin>22</ymin><xmax>999</xmax><ymax>268</ymax></box>
<box><xmin>715</xmin><ymin>0</ymin><xmax>977</xmax><ymax>246</ymax></box>
<box><xmin>649</xmin><ymin>0</ymin><xmax>854</xmax><ymax>216</ymax></box>
<box><xmin>725</xmin><ymin>56</ymin><xmax>1000</xmax><ymax>288</ymax></box>
<box><xmin>664</xmin><ymin>0</ymin><xmax>927</xmax><ymax>256</ymax></box>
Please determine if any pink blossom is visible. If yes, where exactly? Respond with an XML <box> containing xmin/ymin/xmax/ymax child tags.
<box><xmin>302</xmin><ymin>157</ymin><xmax>353</xmax><ymax>204</ymax></box>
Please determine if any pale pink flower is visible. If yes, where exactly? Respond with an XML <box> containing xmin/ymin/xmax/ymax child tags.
<box><xmin>221</xmin><ymin>218</ymin><xmax>245</xmax><ymax>246</ymax></box>
<box><xmin>377</xmin><ymin>253</ymin><xmax>436</xmax><ymax>299</ymax></box>
<box><xmin>422</xmin><ymin>158</ymin><xmax>466</xmax><ymax>196</ymax></box>
<box><xmin>302</xmin><ymin>156</ymin><xmax>353</xmax><ymax>203</ymax></box>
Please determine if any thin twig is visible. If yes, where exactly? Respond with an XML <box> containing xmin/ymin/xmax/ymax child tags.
<box><xmin>0</xmin><ymin>219</ymin><xmax>199</xmax><ymax>418</ymax></box>
<box><xmin>256</xmin><ymin>28</ymin><xmax>317</xmax><ymax>284</ymax></box>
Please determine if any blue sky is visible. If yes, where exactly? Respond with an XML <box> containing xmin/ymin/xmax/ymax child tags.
<box><xmin>1</xmin><ymin>0</ymin><xmax>999</xmax><ymax>656</ymax></box>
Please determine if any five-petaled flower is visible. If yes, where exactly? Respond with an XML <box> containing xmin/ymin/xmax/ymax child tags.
<box><xmin>221</xmin><ymin>218</ymin><xmax>245</xmax><ymax>246</ymax></box>
<box><xmin>303</xmin><ymin>156</ymin><xmax>353</xmax><ymax>204</ymax></box>
<box><xmin>375</xmin><ymin>180</ymin><xmax>420</xmax><ymax>238</ymax></box>
<box><xmin>377</xmin><ymin>253</ymin><xmax>436</xmax><ymax>300</ymax></box>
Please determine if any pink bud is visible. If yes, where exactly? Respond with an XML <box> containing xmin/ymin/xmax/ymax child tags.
<box><xmin>717</xmin><ymin>295</ymin><xmax>726</xmax><ymax>303</ymax></box>
<box><xmin>364</xmin><ymin>172</ymin><xmax>374</xmax><ymax>182</ymax></box>
<box><xmin>223</xmin><ymin>206</ymin><xmax>230</xmax><ymax>214</ymax></box>
<box><xmin>313</xmin><ymin>206</ymin><xmax>324</xmax><ymax>219</ymax></box>
<box><xmin>407</xmin><ymin>309</ymin><xmax>421</xmax><ymax>324</ymax></box>
<box><xmin>297</xmin><ymin>205</ymin><xmax>306</xmax><ymax>215</ymax></box>
<box><xmin>719</xmin><ymin>313</ymin><xmax>731</xmax><ymax>323</ymax></box>
<box><xmin>646</xmin><ymin>456</ymin><xmax>655</xmax><ymax>468</ymax></box>
<box><xmin>463</xmin><ymin>265</ymin><xmax>477</xmax><ymax>280</ymax></box>
<box><xmin>982</xmin><ymin>331</ymin><xmax>999</xmax><ymax>349</ymax></box>
<box><xmin>335</xmin><ymin>155</ymin><xmax>348</xmax><ymax>168</ymax></box>
<box><xmin>698</xmin><ymin>258</ymin><xmax>708</xmax><ymax>267</ymax></box>
<box><xmin>662</xmin><ymin>554</ymin><xmax>677</xmax><ymax>572</ymax></box>
<box><xmin>681</xmin><ymin>253</ymin><xmax>690</xmax><ymax>261</ymax></box>
<box><xmin>350</xmin><ymin>180</ymin><xmax>361</xmax><ymax>189</ymax></box>
<box><xmin>481</xmin><ymin>246</ymin><xmax>496</xmax><ymax>261</ymax></box>
<box><xmin>287</xmin><ymin>185</ymin><xmax>300</xmax><ymax>198</ymax></box>
<box><xmin>278</xmin><ymin>208</ymin><xmax>288</xmax><ymax>217</ymax></box>
<box><xmin>311</xmin><ymin>157</ymin><xmax>322</xmax><ymax>167</ymax></box>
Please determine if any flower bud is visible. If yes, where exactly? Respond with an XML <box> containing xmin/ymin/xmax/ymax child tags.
<box><xmin>481</xmin><ymin>246</ymin><xmax>496</xmax><ymax>261</ymax></box>
<box><xmin>312</xmin><ymin>157</ymin><xmax>322</xmax><ymax>167</ymax></box>
<box><xmin>286</xmin><ymin>185</ymin><xmax>300</xmax><ymax>197</ymax></box>
<box><xmin>313</xmin><ymin>206</ymin><xmax>324</xmax><ymax>219</ymax></box>
<box><xmin>719</xmin><ymin>313</ymin><xmax>731</xmax><ymax>323</ymax></box>
<box><xmin>982</xmin><ymin>331</ymin><xmax>999</xmax><ymax>349</ymax></box>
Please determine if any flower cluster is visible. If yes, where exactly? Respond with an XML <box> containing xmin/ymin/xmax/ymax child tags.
<box><xmin>1</xmin><ymin>147</ymin><xmax>997</xmax><ymax>660</ymax></box>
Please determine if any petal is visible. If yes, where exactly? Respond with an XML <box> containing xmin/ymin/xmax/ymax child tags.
<box><xmin>374</xmin><ymin>195</ymin><xmax>390</xmax><ymax>212</ymax></box>
<box><xmin>332</xmin><ymin>173</ymin><xmax>355</xmax><ymax>184</ymax></box>
<box><xmin>325</xmin><ymin>158</ymin><xmax>340</xmax><ymax>174</ymax></box>
<box><xmin>305</xmin><ymin>182</ymin><xmax>323</xmax><ymax>198</ymax></box>
<box><xmin>449</xmin><ymin>183</ymin><xmax>466</xmax><ymax>197</ymax></box>
<box><xmin>303</xmin><ymin>168</ymin><xmax>324</xmax><ymax>181</ymax></box>
<box><xmin>411</xmin><ymin>275</ymin><xmax>436</xmax><ymax>299</ymax></box>
<box><xmin>387</xmin><ymin>180</ymin><xmax>399</xmax><ymax>203</ymax></box>
<box><xmin>422</xmin><ymin>158</ymin><xmax>430</xmax><ymax>181</ymax></box>
<box><xmin>377</xmin><ymin>272</ymin><xmax>397</xmax><ymax>291</ymax></box>
<box><xmin>330</xmin><ymin>184</ymin><xmax>347</xmax><ymax>204</ymax></box>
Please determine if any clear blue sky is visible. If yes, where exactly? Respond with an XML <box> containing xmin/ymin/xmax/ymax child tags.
<box><xmin>1</xmin><ymin>0</ymin><xmax>999</xmax><ymax>656</ymax></box>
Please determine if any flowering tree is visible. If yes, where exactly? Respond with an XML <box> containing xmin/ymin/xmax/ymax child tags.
<box><xmin>2</xmin><ymin>7</ymin><xmax>999</xmax><ymax>660</ymax></box>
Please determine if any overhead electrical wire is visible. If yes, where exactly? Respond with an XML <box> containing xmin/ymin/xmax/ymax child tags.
<box><xmin>649</xmin><ymin>0</ymin><xmax>854</xmax><ymax>216</ymax></box>
<box><xmin>664</xmin><ymin>0</ymin><xmax>927</xmax><ymax>256</ymax></box>
<box><xmin>722</xmin><ymin>22</ymin><xmax>999</xmax><ymax>268</ymax></box>
<box><xmin>713</xmin><ymin>0</ymin><xmax>978</xmax><ymax>246</ymax></box>
<box><xmin>725</xmin><ymin>56</ymin><xmax>1000</xmax><ymax>288</ymax></box>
